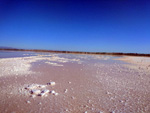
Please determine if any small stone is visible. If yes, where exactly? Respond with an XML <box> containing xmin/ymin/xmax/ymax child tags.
<box><xmin>64</xmin><ymin>89</ymin><xmax>68</xmax><ymax>93</ymax></box>
<box><xmin>11</xmin><ymin>112</ymin><xmax>16</xmax><ymax>113</ymax></box>
<box><xmin>91</xmin><ymin>108</ymin><xmax>94</xmax><ymax>110</ymax></box>
<box><xmin>38</xmin><ymin>102</ymin><xmax>42</xmax><ymax>105</ymax></box>
<box><xmin>106</xmin><ymin>91</ymin><xmax>111</xmax><ymax>95</ymax></box>
<box><xmin>39</xmin><ymin>93</ymin><xmax>46</xmax><ymax>97</ymax></box>
<box><xmin>50</xmin><ymin>90</ymin><xmax>55</xmax><ymax>94</ymax></box>
<box><xmin>47</xmin><ymin>82</ymin><xmax>56</xmax><ymax>86</ymax></box>
<box><xmin>68</xmin><ymin>82</ymin><xmax>71</xmax><ymax>84</ymax></box>
<box><xmin>65</xmin><ymin>109</ymin><xmax>68</xmax><ymax>111</ymax></box>
<box><xmin>31</xmin><ymin>89</ymin><xmax>41</xmax><ymax>95</ymax></box>
<box><xmin>41</xmin><ymin>89</ymin><xmax>49</xmax><ymax>94</ymax></box>
<box><xmin>54</xmin><ymin>92</ymin><xmax>58</xmax><ymax>96</ymax></box>
<box><xmin>39</xmin><ymin>85</ymin><xmax>46</xmax><ymax>88</ymax></box>
<box><xmin>71</xmin><ymin>96</ymin><xmax>75</xmax><ymax>99</ymax></box>
<box><xmin>31</xmin><ymin>95</ymin><xmax>36</xmax><ymax>98</ymax></box>
<box><xmin>27</xmin><ymin>101</ymin><xmax>31</xmax><ymax>104</ymax></box>
<box><xmin>84</xmin><ymin>105</ymin><xmax>88</xmax><ymax>108</ymax></box>
<box><xmin>25</xmin><ymin>84</ymin><xmax>38</xmax><ymax>90</ymax></box>
<box><xmin>120</xmin><ymin>100</ymin><xmax>124</xmax><ymax>103</ymax></box>
<box><xmin>98</xmin><ymin>111</ymin><xmax>103</xmax><ymax>113</ymax></box>
<box><xmin>88</xmin><ymin>100</ymin><xmax>91</xmax><ymax>103</ymax></box>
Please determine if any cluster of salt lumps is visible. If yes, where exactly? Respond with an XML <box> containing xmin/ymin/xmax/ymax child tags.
<box><xmin>25</xmin><ymin>82</ymin><xmax>58</xmax><ymax>97</ymax></box>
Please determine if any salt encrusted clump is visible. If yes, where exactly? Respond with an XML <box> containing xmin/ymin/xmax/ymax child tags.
<box><xmin>38</xmin><ymin>89</ymin><xmax>50</xmax><ymax>97</ymax></box>
<box><xmin>47</xmin><ymin>81</ymin><xmax>56</xmax><ymax>86</ymax></box>
<box><xmin>25</xmin><ymin>84</ymin><xmax>42</xmax><ymax>90</ymax></box>
<box><xmin>31</xmin><ymin>89</ymin><xmax>41</xmax><ymax>95</ymax></box>
<box><xmin>50</xmin><ymin>90</ymin><xmax>55</xmax><ymax>94</ymax></box>
<box><xmin>39</xmin><ymin>85</ymin><xmax>46</xmax><ymax>88</ymax></box>
<box><xmin>24</xmin><ymin>82</ymin><xmax>58</xmax><ymax>98</ymax></box>
<box><xmin>49</xmin><ymin>90</ymin><xmax>58</xmax><ymax>95</ymax></box>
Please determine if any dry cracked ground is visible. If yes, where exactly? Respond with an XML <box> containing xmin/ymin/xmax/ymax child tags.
<box><xmin>0</xmin><ymin>51</ymin><xmax>150</xmax><ymax>113</ymax></box>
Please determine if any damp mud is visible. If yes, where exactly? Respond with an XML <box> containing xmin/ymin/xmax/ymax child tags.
<box><xmin>0</xmin><ymin>51</ymin><xmax>150</xmax><ymax>113</ymax></box>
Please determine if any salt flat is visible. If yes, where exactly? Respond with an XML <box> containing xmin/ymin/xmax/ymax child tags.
<box><xmin>0</xmin><ymin>51</ymin><xmax>150</xmax><ymax>113</ymax></box>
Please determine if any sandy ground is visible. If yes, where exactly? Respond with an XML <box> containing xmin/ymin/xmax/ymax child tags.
<box><xmin>0</xmin><ymin>53</ymin><xmax>150</xmax><ymax>113</ymax></box>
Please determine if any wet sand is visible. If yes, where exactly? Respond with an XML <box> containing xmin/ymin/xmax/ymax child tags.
<box><xmin>0</xmin><ymin>52</ymin><xmax>150</xmax><ymax>113</ymax></box>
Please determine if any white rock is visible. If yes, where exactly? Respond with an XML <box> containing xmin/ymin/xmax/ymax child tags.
<box><xmin>54</xmin><ymin>92</ymin><xmax>58</xmax><ymax>96</ymax></box>
<box><xmin>65</xmin><ymin>109</ymin><xmax>68</xmax><ymax>111</ymax></box>
<box><xmin>39</xmin><ymin>93</ymin><xmax>46</xmax><ymax>97</ymax></box>
<box><xmin>47</xmin><ymin>82</ymin><xmax>56</xmax><ymax>86</ymax></box>
<box><xmin>106</xmin><ymin>91</ymin><xmax>111</xmax><ymax>95</ymax></box>
<box><xmin>64</xmin><ymin>89</ymin><xmax>68</xmax><ymax>93</ymax></box>
<box><xmin>31</xmin><ymin>89</ymin><xmax>41</xmax><ymax>95</ymax></box>
<box><xmin>27</xmin><ymin>101</ymin><xmax>31</xmax><ymax>104</ymax></box>
<box><xmin>98</xmin><ymin>111</ymin><xmax>103</xmax><ymax>113</ymax></box>
<box><xmin>88</xmin><ymin>100</ymin><xmax>91</xmax><ymax>103</ymax></box>
<box><xmin>31</xmin><ymin>95</ymin><xmax>36</xmax><ymax>98</ymax></box>
<box><xmin>38</xmin><ymin>102</ymin><xmax>42</xmax><ymax>105</ymax></box>
<box><xmin>50</xmin><ymin>90</ymin><xmax>55</xmax><ymax>94</ymax></box>
<box><xmin>39</xmin><ymin>85</ymin><xmax>46</xmax><ymax>88</ymax></box>
<box><xmin>71</xmin><ymin>96</ymin><xmax>75</xmax><ymax>99</ymax></box>
<box><xmin>41</xmin><ymin>89</ymin><xmax>49</xmax><ymax>94</ymax></box>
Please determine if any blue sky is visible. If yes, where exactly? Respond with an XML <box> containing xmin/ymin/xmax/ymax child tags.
<box><xmin>0</xmin><ymin>0</ymin><xmax>150</xmax><ymax>53</ymax></box>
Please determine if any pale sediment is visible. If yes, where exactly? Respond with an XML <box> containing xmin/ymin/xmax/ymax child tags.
<box><xmin>116</xmin><ymin>56</ymin><xmax>150</xmax><ymax>73</ymax></box>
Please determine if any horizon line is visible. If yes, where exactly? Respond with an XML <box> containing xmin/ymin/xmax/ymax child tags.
<box><xmin>0</xmin><ymin>47</ymin><xmax>150</xmax><ymax>57</ymax></box>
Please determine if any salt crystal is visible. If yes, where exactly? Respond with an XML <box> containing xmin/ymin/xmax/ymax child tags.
<box><xmin>88</xmin><ymin>100</ymin><xmax>91</xmax><ymax>103</ymax></box>
<box><xmin>50</xmin><ymin>90</ymin><xmax>55</xmax><ymax>94</ymax></box>
<box><xmin>31</xmin><ymin>89</ymin><xmax>41</xmax><ymax>95</ymax></box>
<box><xmin>111</xmin><ymin>111</ymin><xmax>115</xmax><ymax>113</ymax></box>
<box><xmin>54</xmin><ymin>92</ymin><xmax>58</xmax><ymax>96</ymax></box>
<box><xmin>39</xmin><ymin>90</ymin><xmax>50</xmax><ymax>97</ymax></box>
<box><xmin>41</xmin><ymin>89</ymin><xmax>49</xmax><ymax>94</ymax></box>
<box><xmin>120</xmin><ymin>100</ymin><xmax>124</xmax><ymax>103</ymax></box>
<box><xmin>106</xmin><ymin>91</ymin><xmax>111</xmax><ymax>95</ymax></box>
<box><xmin>31</xmin><ymin>95</ymin><xmax>36</xmax><ymax>98</ymax></box>
<box><xmin>84</xmin><ymin>105</ymin><xmax>88</xmax><ymax>108</ymax></box>
<box><xmin>65</xmin><ymin>109</ymin><xmax>68</xmax><ymax>111</ymax></box>
<box><xmin>39</xmin><ymin>85</ymin><xmax>46</xmax><ymax>88</ymax></box>
<box><xmin>38</xmin><ymin>102</ymin><xmax>42</xmax><ymax>105</ymax></box>
<box><xmin>47</xmin><ymin>82</ymin><xmax>56</xmax><ymax>86</ymax></box>
<box><xmin>64</xmin><ymin>89</ymin><xmax>68</xmax><ymax>93</ymax></box>
<box><xmin>71</xmin><ymin>96</ymin><xmax>75</xmax><ymax>99</ymax></box>
<box><xmin>27</xmin><ymin>101</ymin><xmax>31</xmax><ymax>104</ymax></box>
<box><xmin>39</xmin><ymin>93</ymin><xmax>46</xmax><ymax>97</ymax></box>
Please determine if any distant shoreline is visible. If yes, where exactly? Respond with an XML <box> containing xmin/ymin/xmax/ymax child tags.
<box><xmin>0</xmin><ymin>48</ymin><xmax>150</xmax><ymax>57</ymax></box>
